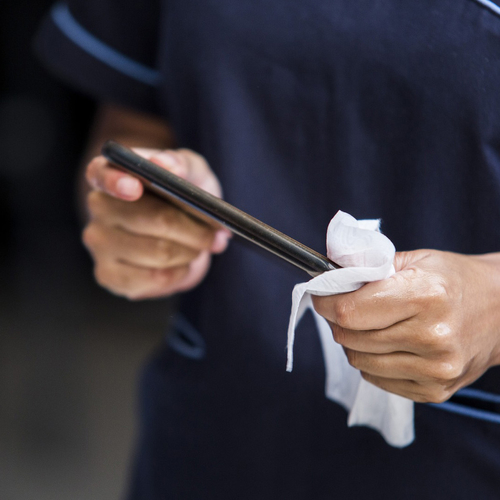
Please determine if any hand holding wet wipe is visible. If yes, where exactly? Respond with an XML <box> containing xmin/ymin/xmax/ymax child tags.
<box><xmin>287</xmin><ymin>211</ymin><xmax>414</xmax><ymax>448</ymax></box>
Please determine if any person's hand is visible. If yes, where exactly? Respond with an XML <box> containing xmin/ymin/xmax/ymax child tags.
<box><xmin>83</xmin><ymin>148</ymin><xmax>230</xmax><ymax>300</ymax></box>
<box><xmin>312</xmin><ymin>250</ymin><xmax>500</xmax><ymax>403</ymax></box>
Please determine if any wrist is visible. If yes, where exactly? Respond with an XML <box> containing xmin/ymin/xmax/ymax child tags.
<box><xmin>472</xmin><ymin>252</ymin><xmax>500</xmax><ymax>366</ymax></box>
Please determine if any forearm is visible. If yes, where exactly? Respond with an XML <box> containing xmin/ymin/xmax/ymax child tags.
<box><xmin>84</xmin><ymin>103</ymin><xmax>174</xmax><ymax>160</ymax></box>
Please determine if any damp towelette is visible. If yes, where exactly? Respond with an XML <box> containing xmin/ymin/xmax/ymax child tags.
<box><xmin>286</xmin><ymin>211</ymin><xmax>414</xmax><ymax>448</ymax></box>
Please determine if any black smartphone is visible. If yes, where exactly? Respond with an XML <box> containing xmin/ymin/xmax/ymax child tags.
<box><xmin>101</xmin><ymin>141</ymin><xmax>338</xmax><ymax>277</ymax></box>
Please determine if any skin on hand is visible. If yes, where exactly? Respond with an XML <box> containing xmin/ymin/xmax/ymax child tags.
<box><xmin>83</xmin><ymin>148</ymin><xmax>230</xmax><ymax>300</ymax></box>
<box><xmin>312</xmin><ymin>250</ymin><xmax>500</xmax><ymax>403</ymax></box>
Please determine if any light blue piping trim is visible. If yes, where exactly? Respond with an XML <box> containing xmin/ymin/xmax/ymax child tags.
<box><xmin>50</xmin><ymin>2</ymin><xmax>161</xmax><ymax>86</ymax></box>
<box><xmin>456</xmin><ymin>388</ymin><xmax>500</xmax><ymax>404</ymax></box>
<box><xmin>472</xmin><ymin>0</ymin><xmax>500</xmax><ymax>16</ymax></box>
<box><xmin>167</xmin><ymin>315</ymin><xmax>206</xmax><ymax>360</ymax></box>
<box><xmin>429</xmin><ymin>401</ymin><xmax>500</xmax><ymax>425</ymax></box>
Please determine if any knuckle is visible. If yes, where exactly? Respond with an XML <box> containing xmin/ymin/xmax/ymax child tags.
<box><xmin>430</xmin><ymin>358</ymin><xmax>463</xmax><ymax>383</ymax></box>
<box><xmin>311</xmin><ymin>295</ymin><xmax>328</xmax><ymax>318</ymax></box>
<box><xmin>122</xmin><ymin>289</ymin><xmax>145</xmax><ymax>301</ymax></box>
<box><xmin>345</xmin><ymin>348</ymin><xmax>360</xmax><ymax>369</ymax></box>
<box><xmin>410</xmin><ymin>393</ymin><xmax>429</xmax><ymax>403</ymax></box>
<box><xmin>150</xmin><ymin>267</ymin><xmax>185</xmax><ymax>291</ymax></box>
<box><xmin>393</xmin><ymin>268</ymin><xmax>416</xmax><ymax>289</ymax></box>
<box><xmin>93</xmin><ymin>264</ymin><xmax>113</xmax><ymax>290</ymax></box>
<box><xmin>423</xmin><ymin>386</ymin><xmax>454</xmax><ymax>404</ymax></box>
<box><xmin>82</xmin><ymin>224</ymin><xmax>99</xmax><ymax>249</ymax></box>
<box><xmin>421</xmin><ymin>323</ymin><xmax>454</xmax><ymax>351</ymax></box>
<box><xmin>420</xmin><ymin>279</ymin><xmax>449</xmax><ymax>306</ymax></box>
<box><xmin>154</xmin><ymin>239</ymin><xmax>174</xmax><ymax>264</ymax></box>
<box><xmin>86</xmin><ymin>190</ymin><xmax>105</xmax><ymax>217</ymax></box>
<box><xmin>193</xmin><ymin>225</ymin><xmax>214</xmax><ymax>249</ymax></box>
<box><xmin>201</xmin><ymin>227</ymin><xmax>216</xmax><ymax>247</ymax></box>
<box><xmin>332</xmin><ymin>325</ymin><xmax>347</xmax><ymax>345</ymax></box>
<box><xmin>94</xmin><ymin>263</ymin><xmax>131</xmax><ymax>297</ymax></box>
<box><xmin>149</xmin><ymin>267</ymin><xmax>173</xmax><ymax>287</ymax></box>
<box><xmin>104</xmin><ymin>172</ymin><xmax>119</xmax><ymax>194</ymax></box>
<box><xmin>157</xmin><ymin>206</ymin><xmax>178</xmax><ymax>232</ymax></box>
<box><xmin>432</xmin><ymin>281</ymin><xmax>449</xmax><ymax>303</ymax></box>
<box><xmin>85</xmin><ymin>157</ymin><xmax>103</xmax><ymax>186</ymax></box>
<box><xmin>162</xmin><ymin>267</ymin><xmax>186</xmax><ymax>285</ymax></box>
<box><xmin>152</xmin><ymin>267</ymin><xmax>190</xmax><ymax>298</ymax></box>
<box><xmin>332</xmin><ymin>297</ymin><xmax>356</xmax><ymax>328</ymax></box>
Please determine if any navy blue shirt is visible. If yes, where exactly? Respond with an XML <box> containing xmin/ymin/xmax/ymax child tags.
<box><xmin>37</xmin><ymin>1</ymin><xmax>500</xmax><ymax>498</ymax></box>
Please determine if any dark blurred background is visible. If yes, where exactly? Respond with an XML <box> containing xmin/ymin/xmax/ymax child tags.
<box><xmin>0</xmin><ymin>2</ymin><xmax>168</xmax><ymax>498</ymax></box>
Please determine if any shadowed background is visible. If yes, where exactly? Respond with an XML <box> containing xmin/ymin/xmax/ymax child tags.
<box><xmin>0</xmin><ymin>1</ymin><xmax>169</xmax><ymax>498</ymax></box>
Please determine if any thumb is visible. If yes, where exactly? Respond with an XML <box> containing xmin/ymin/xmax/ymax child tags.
<box><xmin>393</xmin><ymin>249</ymin><xmax>431</xmax><ymax>272</ymax></box>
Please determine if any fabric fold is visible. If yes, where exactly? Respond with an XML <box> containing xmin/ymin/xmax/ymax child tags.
<box><xmin>287</xmin><ymin>211</ymin><xmax>414</xmax><ymax>448</ymax></box>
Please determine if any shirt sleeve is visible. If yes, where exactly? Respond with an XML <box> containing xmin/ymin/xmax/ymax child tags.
<box><xmin>34</xmin><ymin>0</ymin><xmax>162</xmax><ymax>114</ymax></box>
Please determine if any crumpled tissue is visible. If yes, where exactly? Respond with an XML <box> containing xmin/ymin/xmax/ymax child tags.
<box><xmin>286</xmin><ymin>211</ymin><xmax>414</xmax><ymax>448</ymax></box>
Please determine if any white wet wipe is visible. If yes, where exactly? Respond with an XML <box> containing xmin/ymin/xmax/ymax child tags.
<box><xmin>286</xmin><ymin>211</ymin><xmax>414</xmax><ymax>447</ymax></box>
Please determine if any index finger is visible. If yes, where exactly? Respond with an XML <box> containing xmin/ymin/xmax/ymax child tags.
<box><xmin>86</xmin><ymin>156</ymin><xmax>144</xmax><ymax>200</ymax></box>
<box><xmin>312</xmin><ymin>270</ymin><xmax>424</xmax><ymax>331</ymax></box>
<box><xmin>87</xmin><ymin>191</ymin><xmax>219</xmax><ymax>252</ymax></box>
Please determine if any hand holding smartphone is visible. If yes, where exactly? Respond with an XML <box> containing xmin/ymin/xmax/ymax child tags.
<box><xmin>102</xmin><ymin>141</ymin><xmax>338</xmax><ymax>277</ymax></box>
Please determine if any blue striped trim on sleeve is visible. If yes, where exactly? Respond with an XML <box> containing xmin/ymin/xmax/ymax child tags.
<box><xmin>428</xmin><ymin>388</ymin><xmax>500</xmax><ymax>424</ymax></box>
<box><xmin>166</xmin><ymin>315</ymin><xmax>206</xmax><ymax>360</ymax></box>
<box><xmin>428</xmin><ymin>400</ymin><xmax>500</xmax><ymax>425</ymax></box>
<box><xmin>50</xmin><ymin>2</ymin><xmax>161</xmax><ymax>86</ymax></box>
<box><xmin>456</xmin><ymin>387</ymin><xmax>500</xmax><ymax>404</ymax></box>
<box><xmin>472</xmin><ymin>0</ymin><xmax>500</xmax><ymax>16</ymax></box>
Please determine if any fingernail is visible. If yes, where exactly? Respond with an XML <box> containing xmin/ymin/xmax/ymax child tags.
<box><xmin>117</xmin><ymin>177</ymin><xmax>141</xmax><ymax>197</ymax></box>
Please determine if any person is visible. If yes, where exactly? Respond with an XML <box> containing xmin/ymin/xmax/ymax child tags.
<box><xmin>35</xmin><ymin>1</ymin><xmax>500</xmax><ymax>498</ymax></box>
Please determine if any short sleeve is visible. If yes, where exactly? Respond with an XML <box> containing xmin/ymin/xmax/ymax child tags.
<box><xmin>34</xmin><ymin>0</ymin><xmax>162</xmax><ymax>114</ymax></box>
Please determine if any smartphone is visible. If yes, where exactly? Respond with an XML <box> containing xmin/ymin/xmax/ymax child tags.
<box><xmin>101</xmin><ymin>141</ymin><xmax>338</xmax><ymax>277</ymax></box>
